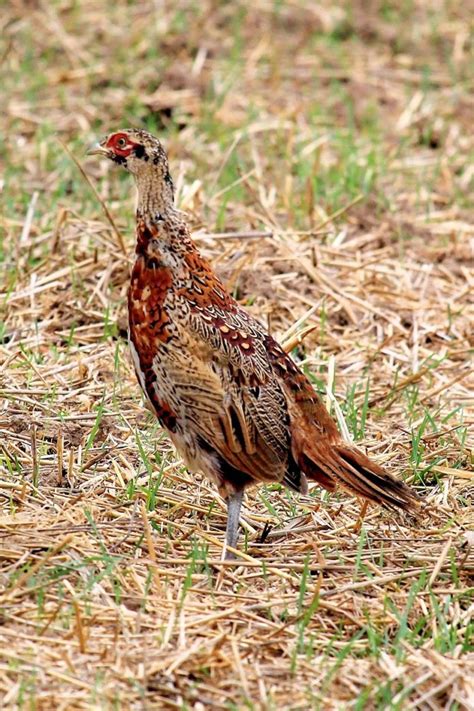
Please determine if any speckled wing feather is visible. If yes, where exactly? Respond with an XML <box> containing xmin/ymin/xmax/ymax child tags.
<box><xmin>179</xmin><ymin>300</ymin><xmax>306</xmax><ymax>493</ymax></box>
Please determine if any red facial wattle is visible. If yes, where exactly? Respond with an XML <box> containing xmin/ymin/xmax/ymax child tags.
<box><xmin>106</xmin><ymin>133</ymin><xmax>134</xmax><ymax>156</ymax></box>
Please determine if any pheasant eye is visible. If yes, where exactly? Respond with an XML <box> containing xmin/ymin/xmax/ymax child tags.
<box><xmin>116</xmin><ymin>137</ymin><xmax>127</xmax><ymax>148</ymax></box>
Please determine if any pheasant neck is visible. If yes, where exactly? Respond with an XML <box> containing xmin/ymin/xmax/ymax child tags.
<box><xmin>135</xmin><ymin>168</ymin><xmax>175</xmax><ymax>218</ymax></box>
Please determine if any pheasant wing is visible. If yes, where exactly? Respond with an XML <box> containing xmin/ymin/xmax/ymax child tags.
<box><xmin>175</xmin><ymin>302</ymin><xmax>304</xmax><ymax>492</ymax></box>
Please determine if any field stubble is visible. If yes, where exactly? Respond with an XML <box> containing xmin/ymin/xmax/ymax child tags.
<box><xmin>0</xmin><ymin>1</ymin><xmax>473</xmax><ymax>709</ymax></box>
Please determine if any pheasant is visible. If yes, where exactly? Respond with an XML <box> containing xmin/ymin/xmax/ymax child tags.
<box><xmin>88</xmin><ymin>129</ymin><xmax>419</xmax><ymax>558</ymax></box>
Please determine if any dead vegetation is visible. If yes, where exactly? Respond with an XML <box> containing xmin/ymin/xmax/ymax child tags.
<box><xmin>0</xmin><ymin>1</ymin><xmax>473</xmax><ymax>708</ymax></box>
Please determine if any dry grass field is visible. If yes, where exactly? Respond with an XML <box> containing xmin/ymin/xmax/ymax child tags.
<box><xmin>1</xmin><ymin>1</ymin><xmax>473</xmax><ymax>708</ymax></box>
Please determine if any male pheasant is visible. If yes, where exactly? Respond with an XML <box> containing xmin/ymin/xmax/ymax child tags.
<box><xmin>88</xmin><ymin>129</ymin><xmax>419</xmax><ymax>557</ymax></box>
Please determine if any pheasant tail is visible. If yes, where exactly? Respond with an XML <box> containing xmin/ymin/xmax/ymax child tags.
<box><xmin>294</xmin><ymin>430</ymin><xmax>418</xmax><ymax>512</ymax></box>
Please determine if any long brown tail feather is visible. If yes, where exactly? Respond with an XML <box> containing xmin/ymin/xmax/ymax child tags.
<box><xmin>300</xmin><ymin>441</ymin><xmax>419</xmax><ymax>512</ymax></box>
<box><xmin>300</xmin><ymin>453</ymin><xmax>337</xmax><ymax>492</ymax></box>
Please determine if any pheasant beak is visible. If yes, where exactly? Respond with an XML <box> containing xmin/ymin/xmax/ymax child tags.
<box><xmin>86</xmin><ymin>141</ymin><xmax>109</xmax><ymax>157</ymax></box>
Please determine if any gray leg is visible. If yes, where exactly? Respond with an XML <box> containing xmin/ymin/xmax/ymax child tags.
<box><xmin>224</xmin><ymin>490</ymin><xmax>244</xmax><ymax>560</ymax></box>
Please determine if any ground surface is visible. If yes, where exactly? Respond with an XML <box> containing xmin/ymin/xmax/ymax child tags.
<box><xmin>0</xmin><ymin>1</ymin><xmax>473</xmax><ymax>709</ymax></box>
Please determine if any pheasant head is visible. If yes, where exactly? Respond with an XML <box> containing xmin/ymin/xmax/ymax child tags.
<box><xmin>88</xmin><ymin>129</ymin><xmax>174</xmax><ymax>213</ymax></box>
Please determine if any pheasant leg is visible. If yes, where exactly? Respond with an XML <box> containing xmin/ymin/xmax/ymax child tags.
<box><xmin>224</xmin><ymin>490</ymin><xmax>244</xmax><ymax>560</ymax></box>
